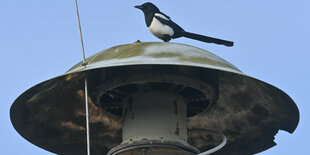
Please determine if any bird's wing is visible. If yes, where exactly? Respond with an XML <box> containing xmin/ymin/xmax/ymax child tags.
<box><xmin>154</xmin><ymin>13</ymin><xmax>171</xmax><ymax>21</ymax></box>
<box><xmin>154</xmin><ymin>13</ymin><xmax>184</xmax><ymax>36</ymax></box>
<box><xmin>158</xmin><ymin>12</ymin><xmax>170</xmax><ymax>19</ymax></box>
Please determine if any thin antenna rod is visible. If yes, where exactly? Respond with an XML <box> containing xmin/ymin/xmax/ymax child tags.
<box><xmin>84</xmin><ymin>77</ymin><xmax>90</xmax><ymax>155</ymax></box>
<box><xmin>74</xmin><ymin>0</ymin><xmax>90</xmax><ymax>155</ymax></box>
<box><xmin>74</xmin><ymin>0</ymin><xmax>86</xmax><ymax>63</ymax></box>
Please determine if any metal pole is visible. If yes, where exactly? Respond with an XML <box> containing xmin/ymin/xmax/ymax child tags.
<box><xmin>84</xmin><ymin>77</ymin><xmax>90</xmax><ymax>155</ymax></box>
<box><xmin>74</xmin><ymin>0</ymin><xmax>86</xmax><ymax>63</ymax></box>
<box><xmin>74</xmin><ymin>0</ymin><xmax>90</xmax><ymax>155</ymax></box>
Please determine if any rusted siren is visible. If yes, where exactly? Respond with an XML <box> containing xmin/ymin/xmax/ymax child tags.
<box><xmin>10</xmin><ymin>42</ymin><xmax>299</xmax><ymax>154</ymax></box>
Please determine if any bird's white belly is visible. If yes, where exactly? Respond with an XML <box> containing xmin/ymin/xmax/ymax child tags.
<box><xmin>148</xmin><ymin>18</ymin><xmax>174</xmax><ymax>39</ymax></box>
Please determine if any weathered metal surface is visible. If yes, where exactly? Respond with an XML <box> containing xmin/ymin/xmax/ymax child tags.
<box><xmin>67</xmin><ymin>42</ymin><xmax>241</xmax><ymax>75</ymax></box>
<box><xmin>10</xmin><ymin>42</ymin><xmax>299</xmax><ymax>155</ymax></box>
<box><xmin>121</xmin><ymin>92</ymin><xmax>187</xmax><ymax>144</ymax></box>
<box><xmin>108</xmin><ymin>140</ymin><xmax>199</xmax><ymax>155</ymax></box>
<box><xmin>90</xmin><ymin>69</ymin><xmax>217</xmax><ymax>118</ymax></box>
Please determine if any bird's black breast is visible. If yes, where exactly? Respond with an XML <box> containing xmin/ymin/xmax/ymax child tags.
<box><xmin>144</xmin><ymin>12</ymin><xmax>154</xmax><ymax>27</ymax></box>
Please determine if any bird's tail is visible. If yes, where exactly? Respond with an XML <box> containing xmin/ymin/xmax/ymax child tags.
<box><xmin>181</xmin><ymin>31</ymin><xmax>234</xmax><ymax>47</ymax></box>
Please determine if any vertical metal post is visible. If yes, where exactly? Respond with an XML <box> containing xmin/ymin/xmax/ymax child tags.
<box><xmin>74</xmin><ymin>0</ymin><xmax>90</xmax><ymax>155</ymax></box>
<box><xmin>84</xmin><ymin>77</ymin><xmax>90</xmax><ymax>155</ymax></box>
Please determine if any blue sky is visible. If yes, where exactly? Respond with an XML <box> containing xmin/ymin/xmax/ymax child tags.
<box><xmin>1</xmin><ymin>0</ymin><xmax>309</xmax><ymax>154</ymax></box>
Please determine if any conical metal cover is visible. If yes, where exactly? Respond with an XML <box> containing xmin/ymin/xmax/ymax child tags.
<box><xmin>10</xmin><ymin>42</ymin><xmax>299</xmax><ymax>155</ymax></box>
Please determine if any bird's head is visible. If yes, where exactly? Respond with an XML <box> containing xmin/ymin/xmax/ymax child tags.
<box><xmin>135</xmin><ymin>2</ymin><xmax>160</xmax><ymax>14</ymax></box>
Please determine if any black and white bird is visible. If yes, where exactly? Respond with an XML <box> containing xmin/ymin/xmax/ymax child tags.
<box><xmin>135</xmin><ymin>2</ymin><xmax>233</xmax><ymax>47</ymax></box>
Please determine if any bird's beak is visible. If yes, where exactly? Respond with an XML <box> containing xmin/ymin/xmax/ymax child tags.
<box><xmin>134</xmin><ymin>5</ymin><xmax>144</xmax><ymax>10</ymax></box>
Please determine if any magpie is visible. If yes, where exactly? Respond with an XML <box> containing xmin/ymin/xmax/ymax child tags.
<box><xmin>135</xmin><ymin>2</ymin><xmax>234</xmax><ymax>47</ymax></box>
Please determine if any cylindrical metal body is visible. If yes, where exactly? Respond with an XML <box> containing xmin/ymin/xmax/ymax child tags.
<box><xmin>108</xmin><ymin>91</ymin><xmax>199</xmax><ymax>155</ymax></box>
<box><xmin>122</xmin><ymin>91</ymin><xmax>187</xmax><ymax>144</ymax></box>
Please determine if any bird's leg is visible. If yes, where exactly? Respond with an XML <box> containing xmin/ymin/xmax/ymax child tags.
<box><xmin>162</xmin><ymin>35</ymin><xmax>171</xmax><ymax>42</ymax></box>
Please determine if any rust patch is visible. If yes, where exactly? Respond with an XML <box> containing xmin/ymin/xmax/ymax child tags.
<box><xmin>65</xmin><ymin>74</ymin><xmax>73</xmax><ymax>81</ymax></box>
<box><xmin>77</xmin><ymin>89</ymin><xmax>84</xmax><ymax>98</ymax></box>
<box><xmin>61</xmin><ymin>121</ymin><xmax>85</xmax><ymax>131</ymax></box>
